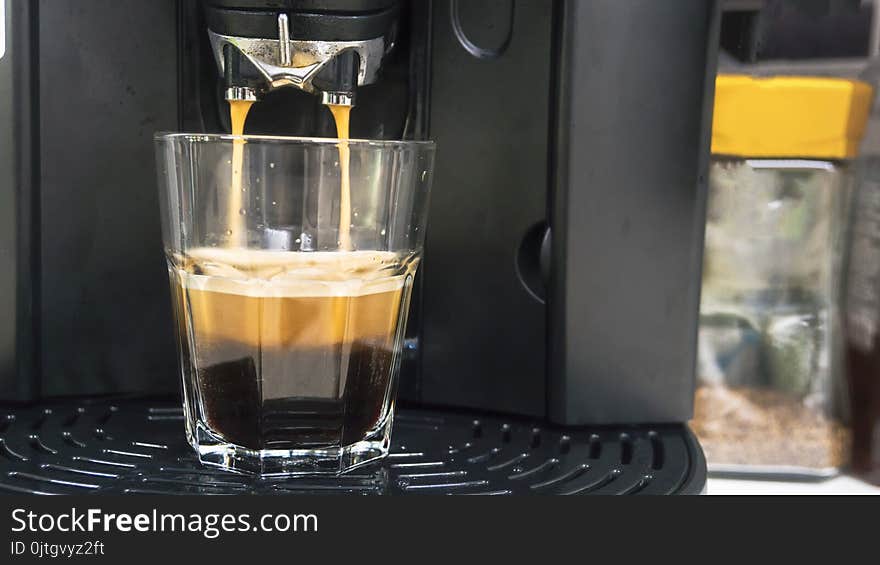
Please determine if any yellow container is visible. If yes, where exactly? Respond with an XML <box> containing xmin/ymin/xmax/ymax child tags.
<box><xmin>696</xmin><ymin>74</ymin><xmax>874</xmax><ymax>478</ymax></box>
<box><xmin>711</xmin><ymin>75</ymin><xmax>872</xmax><ymax>159</ymax></box>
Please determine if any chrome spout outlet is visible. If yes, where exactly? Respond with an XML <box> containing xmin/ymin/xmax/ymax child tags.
<box><xmin>210</xmin><ymin>13</ymin><xmax>387</xmax><ymax>106</ymax></box>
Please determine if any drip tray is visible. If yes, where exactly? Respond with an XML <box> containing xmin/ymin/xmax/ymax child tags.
<box><xmin>0</xmin><ymin>400</ymin><xmax>705</xmax><ymax>495</ymax></box>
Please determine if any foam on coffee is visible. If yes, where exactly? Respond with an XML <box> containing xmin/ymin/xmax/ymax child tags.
<box><xmin>177</xmin><ymin>248</ymin><xmax>410</xmax><ymax>348</ymax></box>
<box><xmin>179</xmin><ymin>247</ymin><xmax>407</xmax><ymax>287</ymax></box>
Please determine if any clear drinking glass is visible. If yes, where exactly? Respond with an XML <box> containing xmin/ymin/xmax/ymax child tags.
<box><xmin>154</xmin><ymin>133</ymin><xmax>434</xmax><ymax>476</ymax></box>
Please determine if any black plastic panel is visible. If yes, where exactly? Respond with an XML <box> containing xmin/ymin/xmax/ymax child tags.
<box><xmin>720</xmin><ymin>0</ymin><xmax>870</xmax><ymax>62</ymax></box>
<box><xmin>419</xmin><ymin>0</ymin><xmax>551</xmax><ymax>418</ymax></box>
<box><xmin>0</xmin><ymin>400</ymin><xmax>705</xmax><ymax>495</ymax></box>
<box><xmin>36</xmin><ymin>0</ymin><xmax>180</xmax><ymax>398</ymax></box>
<box><xmin>203</xmin><ymin>1</ymin><xmax>400</xmax><ymax>41</ymax></box>
<box><xmin>547</xmin><ymin>0</ymin><xmax>720</xmax><ymax>425</ymax></box>
<box><xmin>0</xmin><ymin>0</ymin><xmax>38</xmax><ymax>402</ymax></box>
<box><xmin>205</xmin><ymin>0</ymin><xmax>397</xmax><ymax>12</ymax></box>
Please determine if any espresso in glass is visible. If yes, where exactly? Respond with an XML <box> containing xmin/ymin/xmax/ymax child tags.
<box><xmin>170</xmin><ymin>248</ymin><xmax>415</xmax><ymax>453</ymax></box>
<box><xmin>156</xmin><ymin>129</ymin><xmax>434</xmax><ymax>475</ymax></box>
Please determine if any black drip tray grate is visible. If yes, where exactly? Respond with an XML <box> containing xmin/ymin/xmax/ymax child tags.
<box><xmin>0</xmin><ymin>400</ymin><xmax>705</xmax><ymax>495</ymax></box>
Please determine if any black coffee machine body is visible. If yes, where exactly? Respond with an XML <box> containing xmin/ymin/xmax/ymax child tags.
<box><xmin>0</xmin><ymin>0</ymin><xmax>719</xmax><ymax>431</ymax></box>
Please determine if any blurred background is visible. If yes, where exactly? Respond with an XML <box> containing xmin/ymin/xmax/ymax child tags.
<box><xmin>698</xmin><ymin>0</ymin><xmax>880</xmax><ymax>493</ymax></box>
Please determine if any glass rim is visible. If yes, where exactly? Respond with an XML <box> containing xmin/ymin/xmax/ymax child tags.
<box><xmin>154</xmin><ymin>132</ymin><xmax>435</xmax><ymax>150</ymax></box>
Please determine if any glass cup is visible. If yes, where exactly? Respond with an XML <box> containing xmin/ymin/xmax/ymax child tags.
<box><xmin>154</xmin><ymin>133</ymin><xmax>434</xmax><ymax>476</ymax></box>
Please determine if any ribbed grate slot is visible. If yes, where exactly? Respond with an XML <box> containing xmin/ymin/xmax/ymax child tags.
<box><xmin>487</xmin><ymin>453</ymin><xmax>528</xmax><ymax>472</ymax></box>
<box><xmin>649</xmin><ymin>431</ymin><xmax>665</xmax><ymax>470</ymax></box>
<box><xmin>619</xmin><ymin>474</ymin><xmax>653</xmax><ymax>495</ymax></box>
<box><xmin>471</xmin><ymin>420</ymin><xmax>482</xmax><ymax>438</ymax></box>
<box><xmin>559</xmin><ymin>435</ymin><xmax>571</xmax><ymax>454</ymax></box>
<box><xmin>40</xmin><ymin>463</ymin><xmax>119</xmax><ymax>480</ymax></box>
<box><xmin>560</xmin><ymin>469</ymin><xmax>622</xmax><ymax>495</ymax></box>
<box><xmin>62</xmin><ymin>432</ymin><xmax>87</xmax><ymax>449</ymax></box>
<box><xmin>63</xmin><ymin>408</ymin><xmax>85</xmax><ymax>427</ymax></box>
<box><xmin>31</xmin><ymin>409</ymin><xmax>51</xmax><ymax>431</ymax></box>
<box><xmin>0</xmin><ymin>439</ymin><xmax>28</xmax><ymax>462</ymax></box>
<box><xmin>467</xmin><ymin>448</ymin><xmax>500</xmax><ymax>464</ymax></box>
<box><xmin>29</xmin><ymin>435</ymin><xmax>57</xmax><ymax>455</ymax></box>
<box><xmin>589</xmin><ymin>434</ymin><xmax>602</xmax><ymax>459</ymax></box>
<box><xmin>0</xmin><ymin>482</ymin><xmax>56</xmax><ymax>495</ymax></box>
<box><xmin>97</xmin><ymin>407</ymin><xmax>118</xmax><ymax>426</ymax></box>
<box><xmin>0</xmin><ymin>415</ymin><xmax>14</xmax><ymax>434</ymax></box>
<box><xmin>530</xmin><ymin>428</ymin><xmax>541</xmax><ymax>449</ymax></box>
<box><xmin>8</xmin><ymin>471</ymin><xmax>100</xmax><ymax>491</ymax></box>
<box><xmin>530</xmin><ymin>464</ymin><xmax>590</xmax><ymax>491</ymax></box>
<box><xmin>508</xmin><ymin>458</ymin><xmax>558</xmax><ymax>481</ymax></box>
<box><xmin>620</xmin><ymin>433</ymin><xmax>634</xmax><ymax>465</ymax></box>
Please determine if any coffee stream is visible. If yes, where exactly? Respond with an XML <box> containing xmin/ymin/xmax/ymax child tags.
<box><xmin>171</xmin><ymin>99</ymin><xmax>407</xmax><ymax>451</ymax></box>
<box><xmin>328</xmin><ymin>104</ymin><xmax>353</xmax><ymax>251</ymax></box>
<box><xmin>225</xmin><ymin>100</ymin><xmax>352</xmax><ymax>251</ymax></box>
<box><xmin>228</xmin><ymin>99</ymin><xmax>254</xmax><ymax>248</ymax></box>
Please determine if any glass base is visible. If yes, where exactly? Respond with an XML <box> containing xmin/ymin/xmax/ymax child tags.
<box><xmin>188</xmin><ymin>416</ymin><xmax>393</xmax><ymax>477</ymax></box>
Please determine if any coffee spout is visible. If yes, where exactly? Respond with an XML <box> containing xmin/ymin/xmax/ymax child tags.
<box><xmin>209</xmin><ymin>14</ymin><xmax>383</xmax><ymax>105</ymax></box>
<box><xmin>222</xmin><ymin>43</ymin><xmax>259</xmax><ymax>102</ymax></box>
<box><xmin>314</xmin><ymin>50</ymin><xmax>361</xmax><ymax>108</ymax></box>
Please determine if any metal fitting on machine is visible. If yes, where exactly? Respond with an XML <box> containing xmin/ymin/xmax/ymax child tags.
<box><xmin>321</xmin><ymin>91</ymin><xmax>355</xmax><ymax>106</ymax></box>
<box><xmin>225</xmin><ymin>85</ymin><xmax>258</xmax><ymax>102</ymax></box>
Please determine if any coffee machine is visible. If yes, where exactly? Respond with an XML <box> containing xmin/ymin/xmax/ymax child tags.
<box><xmin>0</xmin><ymin>0</ymin><xmax>719</xmax><ymax>494</ymax></box>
